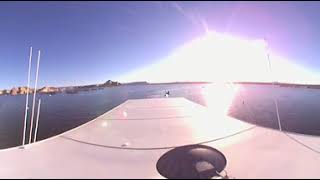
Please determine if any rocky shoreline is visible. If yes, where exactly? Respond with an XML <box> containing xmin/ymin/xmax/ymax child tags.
<box><xmin>0</xmin><ymin>80</ymin><xmax>121</xmax><ymax>96</ymax></box>
<box><xmin>3</xmin><ymin>81</ymin><xmax>318</xmax><ymax>96</ymax></box>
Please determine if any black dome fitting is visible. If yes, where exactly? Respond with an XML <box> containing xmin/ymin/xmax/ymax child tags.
<box><xmin>156</xmin><ymin>144</ymin><xmax>227</xmax><ymax>179</ymax></box>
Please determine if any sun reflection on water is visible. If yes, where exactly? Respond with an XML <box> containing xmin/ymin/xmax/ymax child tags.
<box><xmin>182</xmin><ymin>83</ymin><xmax>247</xmax><ymax>142</ymax></box>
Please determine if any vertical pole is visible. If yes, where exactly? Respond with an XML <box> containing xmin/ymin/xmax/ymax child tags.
<box><xmin>29</xmin><ymin>50</ymin><xmax>41</xmax><ymax>144</ymax></box>
<box><xmin>22</xmin><ymin>47</ymin><xmax>33</xmax><ymax>146</ymax></box>
<box><xmin>33</xmin><ymin>99</ymin><xmax>41</xmax><ymax>143</ymax></box>
<box><xmin>265</xmin><ymin>39</ymin><xmax>282</xmax><ymax>131</ymax></box>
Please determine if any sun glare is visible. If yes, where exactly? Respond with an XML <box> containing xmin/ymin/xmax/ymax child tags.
<box><xmin>119</xmin><ymin>31</ymin><xmax>317</xmax><ymax>84</ymax></box>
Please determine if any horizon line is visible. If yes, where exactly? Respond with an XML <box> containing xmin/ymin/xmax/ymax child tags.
<box><xmin>2</xmin><ymin>80</ymin><xmax>320</xmax><ymax>91</ymax></box>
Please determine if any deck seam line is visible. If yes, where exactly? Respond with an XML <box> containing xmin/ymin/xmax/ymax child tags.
<box><xmin>60</xmin><ymin>126</ymin><xmax>256</xmax><ymax>151</ymax></box>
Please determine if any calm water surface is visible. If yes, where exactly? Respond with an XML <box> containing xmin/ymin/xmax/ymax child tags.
<box><xmin>0</xmin><ymin>83</ymin><xmax>320</xmax><ymax>149</ymax></box>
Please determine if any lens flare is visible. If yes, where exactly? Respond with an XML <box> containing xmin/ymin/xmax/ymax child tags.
<box><xmin>119</xmin><ymin>31</ymin><xmax>317</xmax><ymax>84</ymax></box>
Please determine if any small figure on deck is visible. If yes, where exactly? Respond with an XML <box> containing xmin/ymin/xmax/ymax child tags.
<box><xmin>165</xmin><ymin>90</ymin><xmax>170</xmax><ymax>97</ymax></box>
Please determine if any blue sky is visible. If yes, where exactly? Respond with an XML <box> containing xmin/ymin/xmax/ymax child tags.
<box><xmin>1</xmin><ymin>1</ymin><xmax>320</xmax><ymax>89</ymax></box>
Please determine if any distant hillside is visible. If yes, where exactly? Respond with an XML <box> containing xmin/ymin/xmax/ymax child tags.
<box><xmin>2</xmin><ymin>80</ymin><xmax>320</xmax><ymax>96</ymax></box>
<box><xmin>0</xmin><ymin>80</ymin><xmax>121</xmax><ymax>96</ymax></box>
<box><xmin>148</xmin><ymin>81</ymin><xmax>211</xmax><ymax>85</ymax></box>
<box><xmin>121</xmin><ymin>81</ymin><xmax>149</xmax><ymax>85</ymax></box>
<box><xmin>234</xmin><ymin>81</ymin><xmax>320</xmax><ymax>89</ymax></box>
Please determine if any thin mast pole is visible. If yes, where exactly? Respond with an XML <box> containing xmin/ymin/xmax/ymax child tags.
<box><xmin>265</xmin><ymin>39</ymin><xmax>282</xmax><ymax>131</ymax></box>
<box><xmin>29</xmin><ymin>50</ymin><xmax>41</xmax><ymax>144</ymax></box>
<box><xmin>22</xmin><ymin>47</ymin><xmax>33</xmax><ymax>146</ymax></box>
<box><xmin>33</xmin><ymin>99</ymin><xmax>41</xmax><ymax>143</ymax></box>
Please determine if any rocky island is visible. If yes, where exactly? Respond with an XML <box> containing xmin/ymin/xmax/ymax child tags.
<box><xmin>0</xmin><ymin>80</ymin><xmax>121</xmax><ymax>96</ymax></box>
<box><xmin>0</xmin><ymin>87</ymin><xmax>34</xmax><ymax>96</ymax></box>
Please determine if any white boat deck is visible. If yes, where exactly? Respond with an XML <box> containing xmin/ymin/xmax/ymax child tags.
<box><xmin>0</xmin><ymin>97</ymin><xmax>319</xmax><ymax>178</ymax></box>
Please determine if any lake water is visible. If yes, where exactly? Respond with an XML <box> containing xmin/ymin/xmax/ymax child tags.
<box><xmin>0</xmin><ymin>83</ymin><xmax>320</xmax><ymax>150</ymax></box>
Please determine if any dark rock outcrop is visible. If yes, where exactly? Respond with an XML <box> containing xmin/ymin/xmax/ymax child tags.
<box><xmin>10</xmin><ymin>88</ymin><xmax>19</xmax><ymax>95</ymax></box>
<box><xmin>102</xmin><ymin>80</ymin><xmax>121</xmax><ymax>87</ymax></box>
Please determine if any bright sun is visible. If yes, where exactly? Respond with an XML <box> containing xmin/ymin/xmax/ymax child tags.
<box><xmin>119</xmin><ymin>31</ymin><xmax>318</xmax><ymax>84</ymax></box>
